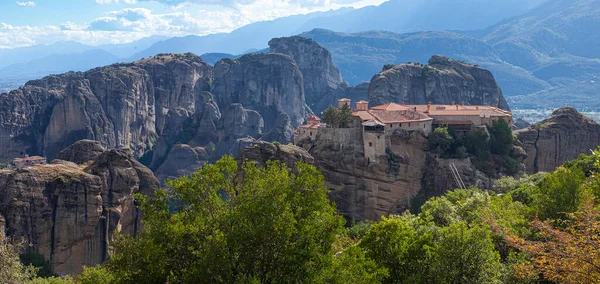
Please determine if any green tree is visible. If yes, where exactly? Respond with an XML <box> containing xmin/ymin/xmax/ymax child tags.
<box><xmin>490</xmin><ymin>119</ymin><xmax>513</xmax><ymax>156</ymax></box>
<box><xmin>338</xmin><ymin>103</ymin><xmax>354</xmax><ymax>128</ymax></box>
<box><xmin>359</xmin><ymin>215</ymin><xmax>433</xmax><ymax>283</ymax></box>
<box><xmin>430</xmin><ymin>223</ymin><xmax>502</xmax><ymax>284</ymax></box>
<box><xmin>0</xmin><ymin>236</ymin><xmax>37</xmax><ymax>284</ymax></box>
<box><xmin>532</xmin><ymin>166</ymin><xmax>586</xmax><ymax>220</ymax></box>
<box><xmin>107</xmin><ymin>156</ymin><xmax>345</xmax><ymax>283</ymax></box>
<box><xmin>428</xmin><ymin>127</ymin><xmax>454</xmax><ymax>155</ymax></box>
<box><xmin>76</xmin><ymin>266</ymin><xmax>115</xmax><ymax>284</ymax></box>
<box><xmin>20</xmin><ymin>248</ymin><xmax>53</xmax><ymax>278</ymax></box>
<box><xmin>322</xmin><ymin>106</ymin><xmax>340</xmax><ymax>128</ymax></box>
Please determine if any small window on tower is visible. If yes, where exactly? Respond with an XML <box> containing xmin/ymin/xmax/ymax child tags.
<box><xmin>369</xmin><ymin>142</ymin><xmax>373</xmax><ymax>147</ymax></box>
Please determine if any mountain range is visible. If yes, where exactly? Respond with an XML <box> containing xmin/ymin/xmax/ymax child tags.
<box><xmin>1</xmin><ymin>0</ymin><xmax>599</xmax><ymax>117</ymax></box>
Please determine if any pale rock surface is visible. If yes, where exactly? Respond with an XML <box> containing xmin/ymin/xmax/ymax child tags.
<box><xmin>0</xmin><ymin>142</ymin><xmax>159</xmax><ymax>276</ymax></box>
<box><xmin>516</xmin><ymin>107</ymin><xmax>600</xmax><ymax>173</ymax></box>
<box><xmin>269</xmin><ymin>36</ymin><xmax>346</xmax><ymax>113</ymax></box>
<box><xmin>211</xmin><ymin>54</ymin><xmax>305</xmax><ymax>129</ymax></box>
<box><xmin>368</xmin><ymin>55</ymin><xmax>510</xmax><ymax>110</ymax></box>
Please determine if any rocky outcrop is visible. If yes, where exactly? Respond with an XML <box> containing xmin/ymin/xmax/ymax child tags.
<box><xmin>238</xmin><ymin>141</ymin><xmax>314</xmax><ymax>169</ymax></box>
<box><xmin>269</xmin><ymin>36</ymin><xmax>346</xmax><ymax>113</ymax></box>
<box><xmin>516</xmin><ymin>107</ymin><xmax>600</xmax><ymax>173</ymax></box>
<box><xmin>56</xmin><ymin>140</ymin><xmax>106</xmax><ymax>165</ymax></box>
<box><xmin>0</xmin><ymin>143</ymin><xmax>159</xmax><ymax>276</ymax></box>
<box><xmin>211</xmin><ymin>54</ymin><xmax>305</xmax><ymax>129</ymax></box>
<box><xmin>260</xmin><ymin>114</ymin><xmax>294</xmax><ymax>145</ymax></box>
<box><xmin>302</xmin><ymin>128</ymin><xmax>429</xmax><ymax>220</ymax></box>
<box><xmin>420</xmin><ymin>155</ymin><xmax>492</xmax><ymax>202</ymax></box>
<box><xmin>0</xmin><ymin>53</ymin><xmax>213</xmax><ymax>163</ymax></box>
<box><xmin>368</xmin><ymin>55</ymin><xmax>510</xmax><ymax>110</ymax></box>
<box><xmin>154</xmin><ymin>144</ymin><xmax>209</xmax><ymax>185</ymax></box>
<box><xmin>213</xmin><ymin>104</ymin><xmax>264</xmax><ymax>160</ymax></box>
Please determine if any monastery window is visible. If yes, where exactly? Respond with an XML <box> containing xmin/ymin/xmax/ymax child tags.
<box><xmin>369</xmin><ymin>142</ymin><xmax>373</xmax><ymax>147</ymax></box>
<box><xmin>408</xmin><ymin>123</ymin><xmax>411</xmax><ymax>127</ymax></box>
<box><xmin>399</xmin><ymin>123</ymin><xmax>402</xmax><ymax>127</ymax></box>
<box><xmin>377</xmin><ymin>135</ymin><xmax>381</xmax><ymax>139</ymax></box>
<box><xmin>309</xmin><ymin>132</ymin><xmax>313</xmax><ymax>136</ymax></box>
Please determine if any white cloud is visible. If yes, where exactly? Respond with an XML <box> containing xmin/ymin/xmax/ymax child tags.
<box><xmin>96</xmin><ymin>0</ymin><xmax>137</xmax><ymax>4</ymax></box>
<box><xmin>0</xmin><ymin>0</ymin><xmax>387</xmax><ymax>49</ymax></box>
<box><xmin>16</xmin><ymin>1</ymin><xmax>35</xmax><ymax>6</ymax></box>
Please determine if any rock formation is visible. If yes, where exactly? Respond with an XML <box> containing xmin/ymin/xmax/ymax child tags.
<box><xmin>269</xmin><ymin>36</ymin><xmax>346</xmax><ymax>113</ymax></box>
<box><xmin>259</xmin><ymin>114</ymin><xmax>294</xmax><ymax>145</ymax></box>
<box><xmin>56</xmin><ymin>140</ymin><xmax>105</xmax><ymax>165</ymax></box>
<box><xmin>516</xmin><ymin>107</ymin><xmax>600</xmax><ymax>173</ymax></box>
<box><xmin>211</xmin><ymin>54</ymin><xmax>306</xmax><ymax>129</ymax></box>
<box><xmin>0</xmin><ymin>141</ymin><xmax>159</xmax><ymax>276</ymax></box>
<box><xmin>0</xmin><ymin>53</ymin><xmax>213</xmax><ymax>163</ymax></box>
<box><xmin>238</xmin><ymin>140</ymin><xmax>314</xmax><ymax>169</ymax></box>
<box><xmin>368</xmin><ymin>55</ymin><xmax>510</xmax><ymax>110</ymax></box>
<box><xmin>154</xmin><ymin>144</ymin><xmax>210</xmax><ymax>185</ymax></box>
<box><xmin>213</xmin><ymin>103</ymin><xmax>264</xmax><ymax>160</ymax></box>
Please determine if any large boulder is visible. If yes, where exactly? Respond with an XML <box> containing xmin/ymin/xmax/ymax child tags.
<box><xmin>0</xmin><ymin>144</ymin><xmax>159</xmax><ymax>276</ymax></box>
<box><xmin>55</xmin><ymin>139</ymin><xmax>106</xmax><ymax>165</ymax></box>
<box><xmin>368</xmin><ymin>55</ymin><xmax>510</xmax><ymax>110</ymax></box>
<box><xmin>516</xmin><ymin>107</ymin><xmax>600</xmax><ymax>173</ymax></box>
<box><xmin>239</xmin><ymin>140</ymin><xmax>314</xmax><ymax>169</ymax></box>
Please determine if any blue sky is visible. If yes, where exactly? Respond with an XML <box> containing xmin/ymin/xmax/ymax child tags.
<box><xmin>0</xmin><ymin>0</ymin><xmax>387</xmax><ymax>49</ymax></box>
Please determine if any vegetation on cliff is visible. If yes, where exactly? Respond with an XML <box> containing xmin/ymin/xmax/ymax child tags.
<box><xmin>429</xmin><ymin>119</ymin><xmax>521</xmax><ymax>176</ymax></box>
<box><xmin>5</xmin><ymin>148</ymin><xmax>600</xmax><ymax>283</ymax></box>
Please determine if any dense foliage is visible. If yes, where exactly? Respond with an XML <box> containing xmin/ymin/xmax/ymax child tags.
<box><xmin>322</xmin><ymin>104</ymin><xmax>354</xmax><ymax>128</ymax></box>
<box><xmin>8</xmin><ymin>148</ymin><xmax>600</xmax><ymax>283</ymax></box>
<box><xmin>428</xmin><ymin>119</ymin><xmax>521</xmax><ymax>176</ymax></box>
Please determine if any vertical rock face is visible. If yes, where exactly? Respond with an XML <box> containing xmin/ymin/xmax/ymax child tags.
<box><xmin>154</xmin><ymin>144</ymin><xmax>210</xmax><ymax>185</ymax></box>
<box><xmin>213</xmin><ymin>103</ymin><xmax>265</xmax><ymax>160</ymax></box>
<box><xmin>0</xmin><ymin>141</ymin><xmax>159</xmax><ymax>276</ymax></box>
<box><xmin>269</xmin><ymin>36</ymin><xmax>346</xmax><ymax>113</ymax></box>
<box><xmin>516</xmin><ymin>107</ymin><xmax>600</xmax><ymax>173</ymax></box>
<box><xmin>303</xmin><ymin>128</ymin><xmax>430</xmax><ymax>221</ymax></box>
<box><xmin>260</xmin><ymin>114</ymin><xmax>294</xmax><ymax>145</ymax></box>
<box><xmin>368</xmin><ymin>55</ymin><xmax>510</xmax><ymax>110</ymax></box>
<box><xmin>211</xmin><ymin>54</ymin><xmax>306</xmax><ymax>129</ymax></box>
<box><xmin>0</xmin><ymin>53</ymin><xmax>213</xmax><ymax>163</ymax></box>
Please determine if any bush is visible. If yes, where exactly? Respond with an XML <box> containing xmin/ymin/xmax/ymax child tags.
<box><xmin>76</xmin><ymin>266</ymin><xmax>115</xmax><ymax>284</ymax></box>
<box><xmin>428</xmin><ymin>127</ymin><xmax>453</xmax><ymax>154</ymax></box>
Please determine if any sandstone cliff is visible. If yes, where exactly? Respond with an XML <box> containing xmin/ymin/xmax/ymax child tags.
<box><xmin>269</xmin><ymin>36</ymin><xmax>346</xmax><ymax>113</ymax></box>
<box><xmin>211</xmin><ymin>54</ymin><xmax>306</xmax><ymax>129</ymax></box>
<box><xmin>368</xmin><ymin>55</ymin><xmax>510</xmax><ymax>110</ymax></box>
<box><xmin>0</xmin><ymin>53</ymin><xmax>213</xmax><ymax>163</ymax></box>
<box><xmin>516</xmin><ymin>107</ymin><xmax>600</xmax><ymax>173</ymax></box>
<box><xmin>0</xmin><ymin>140</ymin><xmax>159</xmax><ymax>275</ymax></box>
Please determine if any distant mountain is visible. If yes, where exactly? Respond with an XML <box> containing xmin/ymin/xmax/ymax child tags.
<box><xmin>1</xmin><ymin>49</ymin><xmax>120</xmax><ymax>74</ymax></box>
<box><xmin>302</xmin><ymin>29</ymin><xmax>550</xmax><ymax>96</ymax></box>
<box><xmin>129</xmin><ymin>8</ymin><xmax>355</xmax><ymax>60</ymax></box>
<box><xmin>98</xmin><ymin>35</ymin><xmax>169</xmax><ymax>58</ymax></box>
<box><xmin>200</xmin><ymin>53</ymin><xmax>238</xmax><ymax>65</ymax></box>
<box><xmin>0</xmin><ymin>41</ymin><xmax>93</xmax><ymax>68</ymax></box>
<box><xmin>131</xmin><ymin>0</ymin><xmax>543</xmax><ymax>61</ymax></box>
<box><xmin>298</xmin><ymin>0</ymin><xmax>545</xmax><ymax>34</ymax></box>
